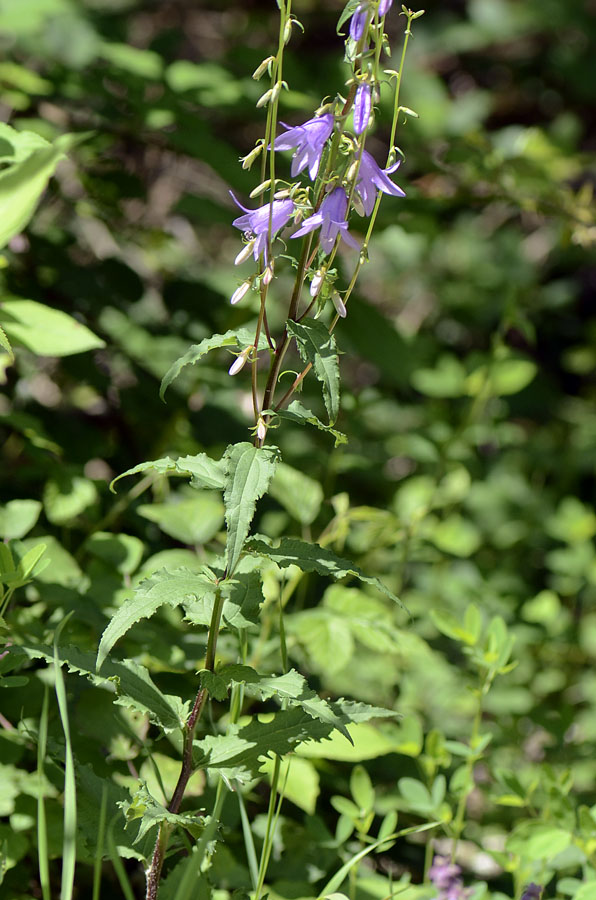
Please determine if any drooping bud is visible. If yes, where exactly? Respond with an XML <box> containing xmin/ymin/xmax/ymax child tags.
<box><xmin>353</xmin><ymin>82</ymin><xmax>372</xmax><ymax>135</ymax></box>
<box><xmin>350</xmin><ymin>4</ymin><xmax>370</xmax><ymax>41</ymax></box>
<box><xmin>241</xmin><ymin>142</ymin><xmax>264</xmax><ymax>170</ymax></box>
<box><xmin>332</xmin><ymin>291</ymin><xmax>347</xmax><ymax>318</ymax></box>
<box><xmin>230</xmin><ymin>281</ymin><xmax>252</xmax><ymax>305</ymax></box>
<box><xmin>257</xmin><ymin>417</ymin><xmax>267</xmax><ymax>442</ymax></box>
<box><xmin>262</xmin><ymin>264</ymin><xmax>274</xmax><ymax>285</ymax></box>
<box><xmin>252</xmin><ymin>56</ymin><xmax>276</xmax><ymax>80</ymax></box>
<box><xmin>256</xmin><ymin>89</ymin><xmax>273</xmax><ymax>108</ymax></box>
<box><xmin>270</xmin><ymin>81</ymin><xmax>282</xmax><ymax>104</ymax></box>
<box><xmin>249</xmin><ymin>179</ymin><xmax>273</xmax><ymax>199</ymax></box>
<box><xmin>310</xmin><ymin>269</ymin><xmax>325</xmax><ymax>297</ymax></box>
<box><xmin>283</xmin><ymin>18</ymin><xmax>293</xmax><ymax>44</ymax></box>
<box><xmin>235</xmin><ymin>240</ymin><xmax>255</xmax><ymax>265</ymax></box>
<box><xmin>228</xmin><ymin>348</ymin><xmax>250</xmax><ymax>376</ymax></box>
<box><xmin>378</xmin><ymin>0</ymin><xmax>394</xmax><ymax>15</ymax></box>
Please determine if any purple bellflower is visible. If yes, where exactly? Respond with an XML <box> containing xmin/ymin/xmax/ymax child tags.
<box><xmin>521</xmin><ymin>886</ymin><xmax>542</xmax><ymax>900</ymax></box>
<box><xmin>350</xmin><ymin>3</ymin><xmax>370</xmax><ymax>40</ymax></box>
<box><xmin>355</xmin><ymin>148</ymin><xmax>405</xmax><ymax>216</ymax></box>
<box><xmin>353</xmin><ymin>82</ymin><xmax>372</xmax><ymax>135</ymax></box>
<box><xmin>429</xmin><ymin>856</ymin><xmax>467</xmax><ymax>900</ymax></box>
<box><xmin>271</xmin><ymin>113</ymin><xmax>334</xmax><ymax>181</ymax></box>
<box><xmin>378</xmin><ymin>0</ymin><xmax>394</xmax><ymax>15</ymax></box>
<box><xmin>291</xmin><ymin>187</ymin><xmax>360</xmax><ymax>255</ymax></box>
<box><xmin>231</xmin><ymin>193</ymin><xmax>295</xmax><ymax>264</ymax></box>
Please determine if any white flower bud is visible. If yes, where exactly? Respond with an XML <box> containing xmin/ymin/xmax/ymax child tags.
<box><xmin>252</xmin><ymin>56</ymin><xmax>275</xmax><ymax>80</ymax></box>
<box><xmin>310</xmin><ymin>269</ymin><xmax>324</xmax><ymax>297</ymax></box>
<box><xmin>262</xmin><ymin>264</ymin><xmax>274</xmax><ymax>285</ymax></box>
<box><xmin>230</xmin><ymin>281</ymin><xmax>252</xmax><ymax>305</ymax></box>
<box><xmin>249</xmin><ymin>179</ymin><xmax>272</xmax><ymax>199</ymax></box>
<box><xmin>270</xmin><ymin>81</ymin><xmax>282</xmax><ymax>104</ymax></box>
<box><xmin>332</xmin><ymin>291</ymin><xmax>347</xmax><ymax>318</ymax></box>
<box><xmin>256</xmin><ymin>89</ymin><xmax>273</xmax><ymax>108</ymax></box>
<box><xmin>241</xmin><ymin>143</ymin><xmax>264</xmax><ymax>170</ymax></box>
<box><xmin>234</xmin><ymin>240</ymin><xmax>255</xmax><ymax>265</ymax></box>
<box><xmin>257</xmin><ymin>417</ymin><xmax>267</xmax><ymax>442</ymax></box>
<box><xmin>228</xmin><ymin>349</ymin><xmax>250</xmax><ymax>376</ymax></box>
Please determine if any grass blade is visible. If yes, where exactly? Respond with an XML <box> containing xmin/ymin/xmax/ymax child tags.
<box><xmin>107</xmin><ymin>817</ymin><xmax>136</xmax><ymax>900</ymax></box>
<box><xmin>92</xmin><ymin>783</ymin><xmax>108</xmax><ymax>900</ymax></box>
<box><xmin>53</xmin><ymin>614</ymin><xmax>76</xmax><ymax>900</ymax></box>
<box><xmin>37</xmin><ymin>685</ymin><xmax>51</xmax><ymax>900</ymax></box>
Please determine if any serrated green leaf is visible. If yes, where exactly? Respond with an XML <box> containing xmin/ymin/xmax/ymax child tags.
<box><xmin>273</xmin><ymin>400</ymin><xmax>347</xmax><ymax>446</ymax></box>
<box><xmin>10</xmin><ymin>644</ymin><xmax>185</xmax><ymax>733</ymax></box>
<box><xmin>97</xmin><ymin>569</ymin><xmax>217</xmax><ymax>670</ymax></box>
<box><xmin>110</xmin><ymin>452</ymin><xmax>225</xmax><ymax>493</ymax></box>
<box><xmin>0</xmin><ymin>322</ymin><xmax>13</xmax><ymax>362</ymax></box>
<box><xmin>160</xmin><ymin>326</ymin><xmax>271</xmax><ymax>399</ymax></box>
<box><xmin>223</xmin><ymin>442</ymin><xmax>280</xmax><ymax>576</ymax></box>
<box><xmin>193</xmin><ymin>707</ymin><xmax>333</xmax><ymax>783</ymax></box>
<box><xmin>246</xmin><ymin>536</ymin><xmax>402</xmax><ymax>607</ymax></box>
<box><xmin>120</xmin><ymin>784</ymin><xmax>204</xmax><ymax>844</ymax></box>
<box><xmin>286</xmin><ymin>319</ymin><xmax>340</xmax><ymax>425</ymax></box>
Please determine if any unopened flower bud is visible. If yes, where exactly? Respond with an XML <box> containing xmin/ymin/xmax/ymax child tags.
<box><xmin>252</xmin><ymin>56</ymin><xmax>275</xmax><ymax>80</ymax></box>
<box><xmin>241</xmin><ymin>142</ymin><xmax>264</xmax><ymax>170</ymax></box>
<box><xmin>310</xmin><ymin>269</ymin><xmax>325</xmax><ymax>297</ymax></box>
<box><xmin>353</xmin><ymin>82</ymin><xmax>372</xmax><ymax>135</ymax></box>
<box><xmin>350</xmin><ymin>4</ymin><xmax>370</xmax><ymax>41</ymax></box>
<box><xmin>257</xmin><ymin>417</ymin><xmax>267</xmax><ymax>442</ymax></box>
<box><xmin>378</xmin><ymin>0</ymin><xmax>393</xmax><ymax>15</ymax></box>
<box><xmin>256</xmin><ymin>89</ymin><xmax>273</xmax><ymax>108</ymax></box>
<box><xmin>228</xmin><ymin>348</ymin><xmax>251</xmax><ymax>376</ymax></box>
<box><xmin>274</xmin><ymin>188</ymin><xmax>291</xmax><ymax>199</ymax></box>
<box><xmin>347</xmin><ymin>160</ymin><xmax>359</xmax><ymax>182</ymax></box>
<box><xmin>283</xmin><ymin>19</ymin><xmax>293</xmax><ymax>44</ymax></box>
<box><xmin>230</xmin><ymin>281</ymin><xmax>252</xmax><ymax>305</ymax></box>
<box><xmin>332</xmin><ymin>291</ymin><xmax>347</xmax><ymax>318</ymax></box>
<box><xmin>262</xmin><ymin>264</ymin><xmax>274</xmax><ymax>285</ymax></box>
<box><xmin>249</xmin><ymin>179</ymin><xmax>272</xmax><ymax>199</ymax></box>
<box><xmin>270</xmin><ymin>81</ymin><xmax>282</xmax><ymax>104</ymax></box>
<box><xmin>235</xmin><ymin>240</ymin><xmax>255</xmax><ymax>265</ymax></box>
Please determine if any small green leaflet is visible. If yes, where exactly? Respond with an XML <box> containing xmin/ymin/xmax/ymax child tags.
<box><xmin>119</xmin><ymin>783</ymin><xmax>205</xmax><ymax>844</ymax></box>
<box><xmin>246</xmin><ymin>536</ymin><xmax>403</xmax><ymax>607</ymax></box>
<box><xmin>10</xmin><ymin>644</ymin><xmax>186</xmax><ymax>733</ymax></box>
<box><xmin>96</xmin><ymin>569</ymin><xmax>218</xmax><ymax>670</ymax></box>
<box><xmin>160</xmin><ymin>326</ymin><xmax>272</xmax><ymax>399</ymax></box>
<box><xmin>223</xmin><ymin>442</ymin><xmax>280</xmax><ymax>576</ymax></box>
<box><xmin>110</xmin><ymin>452</ymin><xmax>225</xmax><ymax>493</ymax></box>
<box><xmin>270</xmin><ymin>400</ymin><xmax>347</xmax><ymax>446</ymax></box>
<box><xmin>286</xmin><ymin>319</ymin><xmax>340</xmax><ymax>425</ymax></box>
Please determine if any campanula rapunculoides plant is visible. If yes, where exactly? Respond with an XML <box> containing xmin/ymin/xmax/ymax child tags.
<box><xmin>95</xmin><ymin>2</ymin><xmax>420</xmax><ymax>897</ymax></box>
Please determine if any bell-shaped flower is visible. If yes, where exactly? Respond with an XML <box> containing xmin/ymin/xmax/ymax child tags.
<box><xmin>350</xmin><ymin>3</ymin><xmax>370</xmax><ymax>40</ymax></box>
<box><xmin>378</xmin><ymin>0</ymin><xmax>393</xmax><ymax>15</ymax></box>
<box><xmin>271</xmin><ymin>113</ymin><xmax>334</xmax><ymax>181</ymax></box>
<box><xmin>231</xmin><ymin>193</ymin><xmax>295</xmax><ymax>263</ymax></box>
<box><xmin>353</xmin><ymin>82</ymin><xmax>372</xmax><ymax>135</ymax></box>
<box><xmin>291</xmin><ymin>187</ymin><xmax>360</xmax><ymax>255</ymax></box>
<box><xmin>354</xmin><ymin>149</ymin><xmax>405</xmax><ymax>216</ymax></box>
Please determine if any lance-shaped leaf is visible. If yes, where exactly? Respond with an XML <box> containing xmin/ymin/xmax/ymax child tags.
<box><xmin>110</xmin><ymin>452</ymin><xmax>225</xmax><ymax>493</ymax></box>
<box><xmin>200</xmin><ymin>664</ymin><xmax>353</xmax><ymax>741</ymax></box>
<box><xmin>271</xmin><ymin>400</ymin><xmax>347</xmax><ymax>446</ymax></box>
<box><xmin>193</xmin><ymin>707</ymin><xmax>333</xmax><ymax>783</ymax></box>
<box><xmin>287</xmin><ymin>319</ymin><xmax>340</xmax><ymax>425</ymax></box>
<box><xmin>160</xmin><ymin>325</ymin><xmax>272</xmax><ymax>399</ymax></box>
<box><xmin>96</xmin><ymin>569</ymin><xmax>218</xmax><ymax>671</ymax></box>
<box><xmin>223</xmin><ymin>442</ymin><xmax>280</xmax><ymax>576</ymax></box>
<box><xmin>10</xmin><ymin>644</ymin><xmax>186</xmax><ymax>733</ymax></box>
<box><xmin>246</xmin><ymin>536</ymin><xmax>403</xmax><ymax>607</ymax></box>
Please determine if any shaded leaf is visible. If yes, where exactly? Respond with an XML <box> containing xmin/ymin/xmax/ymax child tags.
<box><xmin>287</xmin><ymin>319</ymin><xmax>340</xmax><ymax>424</ymax></box>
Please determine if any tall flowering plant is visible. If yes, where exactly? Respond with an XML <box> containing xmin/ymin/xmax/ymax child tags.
<box><xmin>96</xmin><ymin>3</ymin><xmax>422</xmax><ymax>898</ymax></box>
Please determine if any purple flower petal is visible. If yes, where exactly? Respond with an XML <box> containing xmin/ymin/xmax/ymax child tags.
<box><xmin>231</xmin><ymin>195</ymin><xmax>295</xmax><ymax>263</ymax></box>
<box><xmin>378</xmin><ymin>0</ymin><xmax>393</xmax><ymax>15</ymax></box>
<box><xmin>350</xmin><ymin>4</ymin><xmax>369</xmax><ymax>40</ymax></box>
<box><xmin>290</xmin><ymin>187</ymin><xmax>359</xmax><ymax>255</ymax></box>
<box><xmin>355</xmin><ymin>149</ymin><xmax>405</xmax><ymax>215</ymax></box>
<box><xmin>353</xmin><ymin>83</ymin><xmax>372</xmax><ymax>135</ymax></box>
<box><xmin>270</xmin><ymin>113</ymin><xmax>334</xmax><ymax>182</ymax></box>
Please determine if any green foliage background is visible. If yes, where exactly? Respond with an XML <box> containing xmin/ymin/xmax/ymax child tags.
<box><xmin>1</xmin><ymin>0</ymin><xmax>596</xmax><ymax>898</ymax></box>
